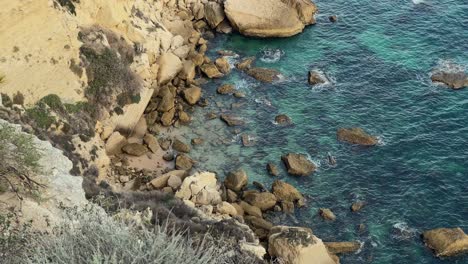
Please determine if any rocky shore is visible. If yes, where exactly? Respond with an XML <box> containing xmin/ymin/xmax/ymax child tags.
<box><xmin>1</xmin><ymin>0</ymin><xmax>467</xmax><ymax>263</ymax></box>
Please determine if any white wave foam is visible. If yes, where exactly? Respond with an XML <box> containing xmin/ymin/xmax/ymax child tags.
<box><xmin>260</xmin><ymin>48</ymin><xmax>284</xmax><ymax>63</ymax></box>
<box><xmin>376</xmin><ymin>135</ymin><xmax>386</xmax><ymax>146</ymax></box>
<box><xmin>254</xmin><ymin>98</ymin><xmax>272</xmax><ymax>107</ymax></box>
<box><xmin>391</xmin><ymin>221</ymin><xmax>418</xmax><ymax>240</ymax></box>
<box><xmin>309</xmin><ymin>69</ymin><xmax>337</xmax><ymax>91</ymax></box>
<box><xmin>412</xmin><ymin>0</ymin><xmax>426</xmax><ymax>5</ymax></box>
<box><xmin>432</xmin><ymin>59</ymin><xmax>466</xmax><ymax>74</ymax></box>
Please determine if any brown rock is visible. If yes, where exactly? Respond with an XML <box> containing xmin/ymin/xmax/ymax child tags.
<box><xmin>308</xmin><ymin>70</ymin><xmax>328</xmax><ymax>85</ymax></box>
<box><xmin>245</xmin><ymin>216</ymin><xmax>274</xmax><ymax>231</ymax></box>
<box><xmin>337</xmin><ymin>127</ymin><xmax>378</xmax><ymax>146</ymax></box>
<box><xmin>105</xmin><ymin>132</ymin><xmax>127</xmax><ymax>155</ymax></box>
<box><xmin>204</xmin><ymin>2</ymin><xmax>225</xmax><ymax>28</ymax></box>
<box><xmin>231</xmin><ymin>203</ymin><xmax>244</xmax><ymax>216</ymax></box>
<box><xmin>224</xmin><ymin>168</ymin><xmax>248</xmax><ymax>191</ymax></box>
<box><xmin>241</xmin><ymin>134</ymin><xmax>255</xmax><ymax>147</ymax></box>
<box><xmin>236</xmin><ymin>57</ymin><xmax>255</xmax><ymax>71</ymax></box>
<box><xmin>143</xmin><ymin>134</ymin><xmax>159</xmax><ymax>153</ymax></box>
<box><xmin>178</xmin><ymin>111</ymin><xmax>191</xmax><ymax>124</ymax></box>
<box><xmin>226</xmin><ymin>189</ymin><xmax>238</xmax><ymax>203</ymax></box>
<box><xmin>239</xmin><ymin>201</ymin><xmax>262</xmax><ymax>218</ymax></box>
<box><xmin>175</xmin><ymin>154</ymin><xmax>195</xmax><ymax>170</ymax></box>
<box><xmin>158</xmin><ymin>93</ymin><xmax>175</xmax><ymax>112</ymax></box>
<box><xmin>351</xmin><ymin>201</ymin><xmax>365</xmax><ymax>212</ymax></box>
<box><xmin>217</xmin><ymin>84</ymin><xmax>236</xmax><ymax>94</ymax></box>
<box><xmin>216</xmin><ymin>20</ymin><xmax>233</xmax><ymax>34</ymax></box>
<box><xmin>329</xmin><ymin>15</ymin><xmax>338</xmax><ymax>23</ymax></box>
<box><xmin>215</xmin><ymin>57</ymin><xmax>231</xmax><ymax>74</ymax></box>
<box><xmin>160</xmin><ymin>108</ymin><xmax>175</xmax><ymax>126</ymax></box>
<box><xmin>172</xmin><ymin>139</ymin><xmax>191</xmax><ymax>153</ymax></box>
<box><xmin>266</xmin><ymin>163</ymin><xmax>279</xmax><ymax>176</ymax></box>
<box><xmin>220</xmin><ymin>114</ymin><xmax>245</xmax><ymax>126</ymax></box>
<box><xmin>182</xmin><ymin>86</ymin><xmax>202</xmax><ymax>105</ymax></box>
<box><xmin>324</xmin><ymin>241</ymin><xmax>361</xmax><ymax>254</ymax></box>
<box><xmin>281</xmin><ymin>153</ymin><xmax>316</xmax><ymax>176</ymax></box>
<box><xmin>319</xmin><ymin>208</ymin><xmax>336</xmax><ymax>221</ymax></box>
<box><xmin>247</xmin><ymin>67</ymin><xmax>281</xmax><ymax>83</ymax></box>
<box><xmin>281</xmin><ymin>201</ymin><xmax>295</xmax><ymax>214</ymax></box>
<box><xmin>191</xmin><ymin>138</ymin><xmax>204</xmax><ymax>145</ymax></box>
<box><xmin>423</xmin><ymin>228</ymin><xmax>468</xmax><ymax>257</ymax></box>
<box><xmin>244</xmin><ymin>192</ymin><xmax>277</xmax><ymax>211</ymax></box>
<box><xmin>275</xmin><ymin>114</ymin><xmax>292</xmax><ymax>125</ymax></box>
<box><xmin>431</xmin><ymin>71</ymin><xmax>468</xmax><ymax>89</ymax></box>
<box><xmin>272</xmin><ymin>180</ymin><xmax>304</xmax><ymax>203</ymax></box>
<box><xmin>122</xmin><ymin>143</ymin><xmax>148</xmax><ymax>156</ymax></box>
<box><xmin>217</xmin><ymin>201</ymin><xmax>238</xmax><ymax>216</ymax></box>
<box><xmin>200</xmin><ymin>63</ymin><xmax>224</xmax><ymax>78</ymax></box>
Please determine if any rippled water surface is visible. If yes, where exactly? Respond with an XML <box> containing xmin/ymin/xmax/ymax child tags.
<box><xmin>181</xmin><ymin>0</ymin><xmax>468</xmax><ymax>263</ymax></box>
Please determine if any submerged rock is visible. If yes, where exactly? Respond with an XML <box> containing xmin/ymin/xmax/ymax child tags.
<box><xmin>268</xmin><ymin>226</ymin><xmax>336</xmax><ymax>264</ymax></box>
<box><xmin>351</xmin><ymin>201</ymin><xmax>365</xmax><ymax>212</ymax></box>
<box><xmin>272</xmin><ymin>180</ymin><xmax>304</xmax><ymax>204</ymax></box>
<box><xmin>308</xmin><ymin>70</ymin><xmax>328</xmax><ymax>85</ymax></box>
<box><xmin>324</xmin><ymin>241</ymin><xmax>361</xmax><ymax>254</ymax></box>
<box><xmin>431</xmin><ymin>71</ymin><xmax>468</xmax><ymax>89</ymax></box>
<box><xmin>281</xmin><ymin>153</ymin><xmax>316</xmax><ymax>176</ymax></box>
<box><xmin>236</xmin><ymin>57</ymin><xmax>255</xmax><ymax>71</ymax></box>
<box><xmin>224</xmin><ymin>168</ymin><xmax>248</xmax><ymax>192</ymax></box>
<box><xmin>172</xmin><ymin>139</ymin><xmax>191</xmax><ymax>153</ymax></box>
<box><xmin>267</xmin><ymin>163</ymin><xmax>279</xmax><ymax>176</ymax></box>
<box><xmin>224</xmin><ymin>0</ymin><xmax>317</xmax><ymax>37</ymax></box>
<box><xmin>319</xmin><ymin>208</ymin><xmax>336</xmax><ymax>221</ymax></box>
<box><xmin>275</xmin><ymin>114</ymin><xmax>292</xmax><ymax>125</ymax></box>
<box><xmin>337</xmin><ymin>127</ymin><xmax>378</xmax><ymax>146</ymax></box>
<box><xmin>247</xmin><ymin>67</ymin><xmax>281</xmax><ymax>83</ymax></box>
<box><xmin>422</xmin><ymin>228</ymin><xmax>468</xmax><ymax>257</ymax></box>
<box><xmin>220</xmin><ymin>114</ymin><xmax>245</xmax><ymax>126</ymax></box>
<box><xmin>175</xmin><ymin>154</ymin><xmax>195</xmax><ymax>170</ymax></box>
<box><xmin>217</xmin><ymin>84</ymin><xmax>236</xmax><ymax>95</ymax></box>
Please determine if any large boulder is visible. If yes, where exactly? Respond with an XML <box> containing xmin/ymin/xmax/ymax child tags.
<box><xmin>182</xmin><ymin>86</ymin><xmax>202</xmax><ymax>105</ymax></box>
<box><xmin>175</xmin><ymin>154</ymin><xmax>195</xmax><ymax>170</ymax></box>
<box><xmin>224</xmin><ymin>0</ymin><xmax>317</xmax><ymax>38</ymax></box>
<box><xmin>224</xmin><ymin>168</ymin><xmax>248</xmax><ymax>191</ymax></box>
<box><xmin>217</xmin><ymin>84</ymin><xmax>236</xmax><ymax>95</ymax></box>
<box><xmin>200</xmin><ymin>63</ymin><xmax>224</xmax><ymax>78</ymax></box>
<box><xmin>281</xmin><ymin>153</ymin><xmax>316</xmax><ymax>176</ymax></box>
<box><xmin>204</xmin><ymin>2</ymin><xmax>226</xmax><ymax>28</ymax></box>
<box><xmin>431</xmin><ymin>71</ymin><xmax>468</xmax><ymax>89</ymax></box>
<box><xmin>215</xmin><ymin>57</ymin><xmax>231</xmax><ymax>74</ymax></box>
<box><xmin>308</xmin><ymin>70</ymin><xmax>329</xmax><ymax>85</ymax></box>
<box><xmin>239</xmin><ymin>201</ymin><xmax>263</xmax><ymax>218</ymax></box>
<box><xmin>172</xmin><ymin>139</ymin><xmax>191</xmax><ymax>153</ymax></box>
<box><xmin>247</xmin><ymin>67</ymin><xmax>281</xmax><ymax>83</ymax></box>
<box><xmin>337</xmin><ymin>127</ymin><xmax>378</xmax><ymax>146</ymax></box>
<box><xmin>422</xmin><ymin>228</ymin><xmax>468</xmax><ymax>257</ymax></box>
<box><xmin>272</xmin><ymin>180</ymin><xmax>304</xmax><ymax>204</ymax></box>
<box><xmin>105</xmin><ymin>131</ymin><xmax>127</xmax><ymax>155</ymax></box>
<box><xmin>157</xmin><ymin>52</ymin><xmax>183</xmax><ymax>84</ymax></box>
<box><xmin>175</xmin><ymin>171</ymin><xmax>222</xmax><ymax>205</ymax></box>
<box><xmin>122</xmin><ymin>143</ymin><xmax>148</xmax><ymax>156</ymax></box>
<box><xmin>244</xmin><ymin>192</ymin><xmax>277</xmax><ymax>211</ymax></box>
<box><xmin>268</xmin><ymin>226</ymin><xmax>336</xmax><ymax>264</ymax></box>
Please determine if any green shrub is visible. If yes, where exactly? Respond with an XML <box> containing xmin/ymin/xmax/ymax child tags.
<box><xmin>25</xmin><ymin>104</ymin><xmax>56</xmax><ymax>129</ymax></box>
<box><xmin>0</xmin><ymin>212</ymin><xmax>33</xmax><ymax>262</ymax></box>
<box><xmin>12</xmin><ymin>92</ymin><xmax>25</xmax><ymax>105</ymax></box>
<box><xmin>39</xmin><ymin>94</ymin><xmax>64</xmax><ymax>112</ymax></box>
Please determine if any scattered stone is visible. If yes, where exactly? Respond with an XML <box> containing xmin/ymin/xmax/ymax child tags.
<box><xmin>281</xmin><ymin>153</ymin><xmax>316</xmax><ymax>176</ymax></box>
<box><xmin>206</xmin><ymin>112</ymin><xmax>217</xmax><ymax>120</ymax></box>
<box><xmin>100</xmin><ymin>126</ymin><xmax>114</xmax><ymax>141</ymax></box>
<box><xmin>329</xmin><ymin>15</ymin><xmax>338</xmax><ymax>23</ymax></box>
<box><xmin>216</xmin><ymin>20</ymin><xmax>233</xmax><ymax>34</ymax></box>
<box><xmin>159</xmin><ymin>138</ymin><xmax>172</xmax><ymax>150</ymax></box>
<box><xmin>244</xmin><ymin>192</ymin><xmax>277</xmax><ymax>211</ymax></box>
<box><xmin>239</xmin><ymin>201</ymin><xmax>263</xmax><ymax>218</ymax></box>
<box><xmin>143</xmin><ymin>134</ymin><xmax>159</xmax><ymax>153</ymax></box>
<box><xmin>182</xmin><ymin>86</ymin><xmax>202</xmax><ymax>105</ymax></box>
<box><xmin>272</xmin><ymin>180</ymin><xmax>304</xmax><ymax>204</ymax></box>
<box><xmin>176</xmin><ymin>171</ymin><xmax>221</xmax><ymax>205</ymax></box>
<box><xmin>178</xmin><ymin>111</ymin><xmax>191</xmax><ymax>124</ymax></box>
<box><xmin>241</xmin><ymin>134</ymin><xmax>255</xmax><ymax>147</ymax></box>
<box><xmin>245</xmin><ymin>216</ymin><xmax>274</xmax><ymax>231</ymax></box>
<box><xmin>220</xmin><ymin>114</ymin><xmax>245</xmax><ymax>126</ymax></box>
<box><xmin>422</xmin><ymin>228</ymin><xmax>468</xmax><ymax>257</ymax></box>
<box><xmin>224</xmin><ymin>168</ymin><xmax>248</xmax><ymax>191</ymax></box>
<box><xmin>431</xmin><ymin>71</ymin><xmax>468</xmax><ymax>89</ymax></box>
<box><xmin>163</xmin><ymin>152</ymin><xmax>174</xmax><ymax>161</ymax></box>
<box><xmin>157</xmin><ymin>52</ymin><xmax>183</xmax><ymax>84</ymax></box>
<box><xmin>325</xmin><ymin>242</ymin><xmax>361</xmax><ymax>254</ymax></box>
<box><xmin>236</xmin><ymin>57</ymin><xmax>255</xmax><ymax>71</ymax></box>
<box><xmin>217</xmin><ymin>84</ymin><xmax>236</xmax><ymax>94</ymax></box>
<box><xmin>281</xmin><ymin>201</ymin><xmax>295</xmax><ymax>214</ymax></box>
<box><xmin>162</xmin><ymin>187</ymin><xmax>173</xmax><ymax>194</ymax></box>
<box><xmin>119</xmin><ymin>176</ymin><xmax>130</xmax><ymax>183</ymax></box>
<box><xmin>150</xmin><ymin>170</ymin><xmax>186</xmax><ymax>189</ymax></box>
<box><xmin>337</xmin><ymin>127</ymin><xmax>378</xmax><ymax>146</ymax></box>
<box><xmin>231</xmin><ymin>203</ymin><xmax>244</xmax><ymax>216</ymax></box>
<box><xmin>351</xmin><ymin>201</ymin><xmax>365</xmax><ymax>212</ymax></box>
<box><xmin>247</xmin><ymin>67</ymin><xmax>281</xmax><ymax>83</ymax></box>
<box><xmin>105</xmin><ymin>132</ymin><xmax>127</xmax><ymax>155</ymax></box>
<box><xmin>253</xmin><ymin>181</ymin><xmax>267</xmax><ymax>192</ymax></box>
<box><xmin>172</xmin><ymin>139</ymin><xmax>191</xmax><ymax>153</ymax></box>
<box><xmin>217</xmin><ymin>201</ymin><xmax>238</xmax><ymax>216</ymax></box>
<box><xmin>268</xmin><ymin>226</ymin><xmax>336</xmax><ymax>264</ymax></box>
<box><xmin>215</xmin><ymin>57</ymin><xmax>231</xmax><ymax>74</ymax></box>
<box><xmin>200</xmin><ymin>63</ymin><xmax>224</xmax><ymax>78</ymax></box>
<box><xmin>226</xmin><ymin>189</ymin><xmax>238</xmax><ymax>203</ymax></box>
<box><xmin>308</xmin><ymin>70</ymin><xmax>328</xmax><ymax>85</ymax></box>
<box><xmin>275</xmin><ymin>114</ymin><xmax>292</xmax><ymax>125</ymax></box>
<box><xmin>175</xmin><ymin>154</ymin><xmax>195</xmax><ymax>170</ymax></box>
<box><xmin>319</xmin><ymin>208</ymin><xmax>336</xmax><ymax>221</ymax></box>
<box><xmin>122</xmin><ymin>143</ymin><xmax>148</xmax><ymax>156</ymax></box>
<box><xmin>191</xmin><ymin>138</ymin><xmax>204</xmax><ymax>145</ymax></box>
<box><xmin>266</xmin><ymin>163</ymin><xmax>279</xmax><ymax>176</ymax></box>
<box><xmin>204</xmin><ymin>2</ymin><xmax>225</xmax><ymax>28</ymax></box>
<box><xmin>167</xmin><ymin>174</ymin><xmax>182</xmax><ymax>190</ymax></box>
<box><xmin>234</xmin><ymin>91</ymin><xmax>246</xmax><ymax>98</ymax></box>
<box><xmin>160</xmin><ymin>108</ymin><xmax>175</xmax><ymax>126</ymax></box>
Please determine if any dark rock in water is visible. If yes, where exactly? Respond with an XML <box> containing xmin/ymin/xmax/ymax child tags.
<box><xmin>200</xmin><ymin>63</ymin><xmax>224</xmax><ymax>78</ymax></box>
<box><xmin>253</xmin><ymin>181</ymin><xmax>267</xmax><ymax>192</ymax></box>
<box><xmin>206</xmin><ymin>112</ymin><xmax>217</xmax><ymax>120</ymax></box>
<box><xmin>244</xmin><ymin>192</ymin><xmax>277</xmax><ymax>211</ymax></box>
<box><xmin>220</xmin><ymin>114</ymin><xmax>245</xmax><ymax>126</ymax></box>
<box><xmin>319</xmin><ymin>208</ymin><xmax>336</xmax><ymax>221</ymax></box>
<box><xmin>324</xmin><ymin>242</ymin><xmax>361</xmax><ymax>254</ymax></box>
<box><xmin>329</xmin><ymin>15</ymin><xmax>338</xmax><ymax>22</ymax></box>
<box><xmin>247</xmin><ymin>67</ymin><xmax>281</xmax><ymax>83</ymax></box>
<box><xmin>191</xmin><ymin>138</ymin><xmax>204</xmax><ymax>145</ymax></box>
<box><xmin>163</xmin><ymin>152</ymin><xmax>174</xmax><ymax>161</ymax></box>
<box><xmin>233</xmin><ymin>91</ymin><xmax>246</xmax><ymax>98</ymax></box>
<box><xmin>272</xmin><ymin>180</ymin><xmax>304</xmax><ymax>204</ymax></box>
<box><xmin>236</xmin><ymin>57</ymin><xmax>255</xmax><ymax>71</ymax></box>
<box><xmin>267</xmin><ymin>163</ymin><xmax>279</xmax><ymax>176</ymax></box>
<box><xmin>431</xmin><ymin>71</ymin><xmax>468</xmax><ymax>89</ymax></box>
<box><xmin>327</xmin><ymin>152</ymin><xmax>337</xmax><ymax>165</ymax></box>
<box><xmin>224</xmin><ymin>168</ymin><xmax>248</xmax><ymax>191</ymax></box>
<box><xmin>337</xmin><ymin>127</ymin><xmax>378</xmax><ymax>146</ymax></box>
<box><xmin>198</xmin><ymin>98</ymin><xmax>209</xmax><ymax>107</ymax></box>
<box><xmin>351</xmin><ymin>201</ymin><xmax>365</xmax><ymax>212</ymax></box>
<box><xmin>281</xmin><ymin>201</ymin><xmax>295</xmax><ymax>214</ymax></box>
<box><xmin>175</xmin><ymin>154</ymin><xmax>195</xmax><ymax>170</ymax></box>
<box><xmin>241</xmin><ymin>134</ymin><xmax>255</xmax><ymax>146</ymax></box>
<box><xmin>217</xmin><ymin>84</ymin><xmax>236</xmax><ymax>94</ymax></box>
<box><xmin>422</xmin><ymin>228</ymin><xmax>468</xmax><ymax>257</ymax></box>
<box><xmin>281</xmin><ymin>153</ymin><xmax>316</xmax><ymax>176</ymax></box>
<box><xmin>122</xmin><ymin>143</ymin><xmax>148</xmax><ymax>156</ymax></box>
<box><xmin>172</xmin><ymin>139</ymin><xmax>191</xmax><ymax>153</ymax></box>
<box><xmin>308</xmin><ymin>70</ymin><xmax>328</xmax><ymax>85</ymax></box>
<box><xmin>217</xmin><ymin>50</ymin><xmax>236</xmax><ymax>56</ymax></box>
<box><xmin>275</xmin><ymin>114</ymin><xmax>292</xmax><ymax>125</ymax></box>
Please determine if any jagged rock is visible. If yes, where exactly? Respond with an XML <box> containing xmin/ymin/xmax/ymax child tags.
<box><xmin>319</xmin><ymin>208</ymin><xmax>336</xmax><ymax>221</ymax></box>
<box><xmin>215</xmin><ymin>57</ymin><xmax>231</xmax><ymax>74</ymax></box>
<box><xmin>220</xmin><ymin>114</ymin><xmax>245</xmax><ymax>126</ymax></box>
<box><xmin>173</xmin><ymin>45</ymin><xmax>191</xmax><ymax>59</ymax></box>
<box><xmin>351</xmin><ymin>201</ymin><xmax>365</xmax><ymax>212</ymax></box>
<box><xmin>275</xmin><ymin>114</ymin><xmax>292</xmax><ymax>125</ymax></box>
<box><xmin>191</xmin><ymin>138</ymin><xmax>204</xmax><ymax>145</ymax></box>
<box><xmin>272</xmin><ymin>180</ymin><xmax>304</xmax><ymax>204</ymax></box>
<box><xmin>105</xmin><ymin>131</ymin><xmax>127</xmax><ymax>155</ymax></box>
<box><xmin>236</xmin><ymin>57</ymin><xmax>255</xmax><ymax>71</ymax></box>
<box><xmin>324</xmin><ymin>241</ymin><xmax>361</xmax><ymax>254</ymax></box>
<box><xmin>244</xmin><ymin>192</ymin><xmax>277</xmax><ymax>211</ymax></box>
<box><xmin>423</xmin><ymin>228</ymin><xmax>468</xmax><ymax>257</ymax></box>
<box><xmin>245</xmin><ymin>216</ymin><xmax>274</xmax><ymax>231</ymax></box>
<box><xmin>431</xmin><ymin>71</ymin><xmax>468</xmax><ymax>89</ymax></box>
<box><xmin>268</xmin><ymin>226</ymin><xmax>336</xmax><ymax>264</ymax></box>
<box><xmin>217</xmin><ymin>201</ymin><xmax>238</xmax><ymax>216</ymax></box>
<box><xmin>241</xmin><ymin>134</ymin><xmax>255</xmax><ymax>147</ymax></box>
<box><xmin>217</xmin><ymin>84</ymin><xmax>236</xmax><ymax>94</ymax></box>
<box><xmin>226</xmin><ymin>189</ymin><xmax>238</xmax><ymax>203</ymax></box>
<box><xmin>175</xmin><ymin>154</ymin><xmax>195</xmax><ymax>170</ymax></box>
<box><xmin>281</xmin><ymin>201</ymin><xmax>295</xmax><ymax>214</ymax></box>
<box><xmin>337</xmin><ymin>127</ymin><xmax>378</xmax><ymax>146</ymax></box>
<box><xmin>308</xmin><ymin>70</ymin><xmax>328</xmax><ymax>85</ymax></box>
<box><xmin>247</xmin><ymin>67</ymin><xmax>281</xmax><ymax>83</ymax></box>
<box><xmin>200</xmin><ymin>63</ymin><xmax>224</xmax><ymax>78</ymax></box>
<box><xmin>191</xmin><ymin>53</ymin><xmax>205</xmax><ymax>66</ymax></box>
<box><xmin>182</xmin><ymin>86</ymin><xmax>202</xmax><ymax>105</ymax></box>
<box><xmin>267</xmin><ymin>163</ymin><xmax>279</xmax><ymax>176</ymax></box>
<box><xmin>143</xmin><ymin>134</ymin><xmax>159</xmax><ymax>153</ymax></box>
<box><xmin>122</xmin><ymin>143</ymin><xmax>148</xmax><ymax>156</ymax></box>
<box><xmin>100</xmin><ymin>126</ymin><xmax>114</xmax><ymax>141</ymax></box>
<box><xmin>224</xmin><ymin>168</ymin><xmax>248</xmax><ymax>191</ymax></box>
<box><xmin>329</xmin><ymin>15</ymin><xmax>338</xmax><ymax>22</ymax></box>
<box><xmin>158</xmin><ymin>93</ymin><xmax>175</xmax><ymax>112</ymax></box>
<box><xmin>150</xmin><ymin>170</ymin><xmax>187</xmax><ymax>189</ymax></box>
<box><xmin>253</xmin><ymin>181</ymin><xmax>267</xmax><ymax>192</ymax></box>
<box><xmin>180</xmin><ymin>60</ymin><xmax>196</xmax><ymax>82</ymax></box>
<box><xmin>204</xmin><ymin>2</ymin><xmax>225</xmax><ymax>28</ymax></box>
<box><xmin>281</xmin><ymin>153</ymin><xmax>316</xmax><ymax>176</ymax></box>
<box><xmin>157</xmin><ymin>52</ymin><xmax>183</xmax><ymax>84</ymax></box>
<box><xmin>216</xmin><ymin>20</ymin><xmax>233</xmax><ymax>34</ymax></box>
<box><xmin>224</xmin><ymin>0</ymin><xmax>317</xmax><ymax>37</ymax></box>
<box><xmin>161</xmin><ymin>108</ymin><xmax>175</xmax><ymax>126</ymax></box>
<box><xmin>178</xmin><ymin>111</ymin><xmax>191</xmax><ymax>124</ymax></box>
<box><xmin>167</xmin><ymin>174</ymin><xmax>182</xmax><ymax>190</ymax></box>
<box><xmin>175</xmin><ymin>171</ymin><xmax>222</xmax><ymax>205</ymax></box>
<box><xmin>239</xmin><ymin>201</ymin><xmax>263</xmax><ymax>218</ymax></box>
<box><xmin>172</xmin><ymin>139</ymin><xmax>191</xmax><ymax>153</ymax></box>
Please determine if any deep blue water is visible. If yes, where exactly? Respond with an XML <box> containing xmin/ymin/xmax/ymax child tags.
<box><xmin>181</xmin><ymin>0</ymin><xmax>468</xmax><ymax>263</ymax></box>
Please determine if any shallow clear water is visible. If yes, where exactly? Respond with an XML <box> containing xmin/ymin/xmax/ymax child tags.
<box><xmin>181</xmin><ymin>0</ymin><xmax>468</xmax><ymax>263</ymax></box>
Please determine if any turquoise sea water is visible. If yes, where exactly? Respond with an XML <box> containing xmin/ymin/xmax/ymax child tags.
<box><xmin>181</xmin><ymin>0</ymin><xmax>468</xmax><ymax>263</ymax></box>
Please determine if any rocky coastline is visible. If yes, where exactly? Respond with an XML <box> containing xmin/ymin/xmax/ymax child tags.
<box><xmin>1</xmin><ymin>0</ymin><xmax>467</xmax><ymax>263</ymax></box>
